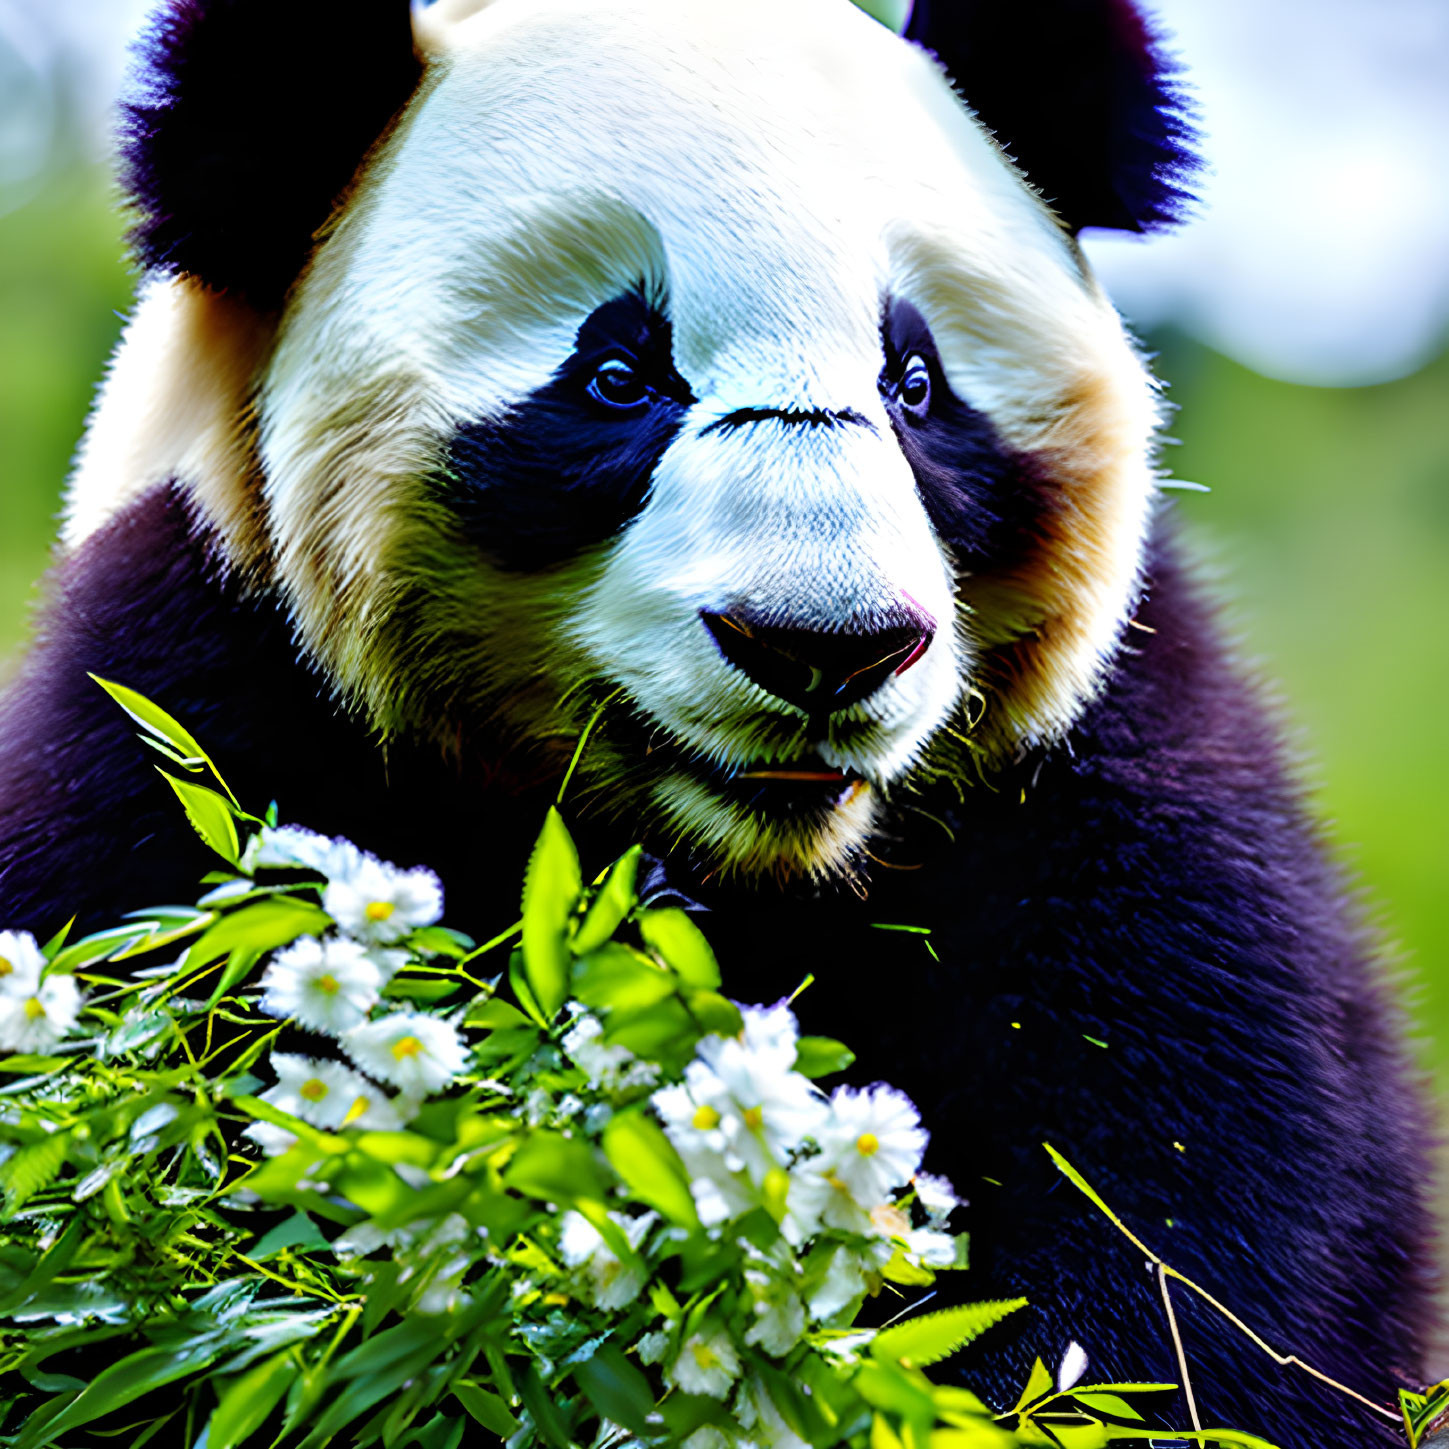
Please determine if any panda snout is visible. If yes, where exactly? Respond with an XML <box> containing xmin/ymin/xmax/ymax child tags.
<box><xmin>699</xmin><ymin>601</ymin><xmax>936</xmax><ymax>717</ymax></box>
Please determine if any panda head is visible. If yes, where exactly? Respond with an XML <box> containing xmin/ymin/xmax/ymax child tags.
<box><xmin>70</xmin><ymin>0</ymin><xmax>1196</xmax><ymax>883</ymax></box>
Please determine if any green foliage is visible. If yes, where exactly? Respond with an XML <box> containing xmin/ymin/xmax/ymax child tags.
<box><xmin>0</xmin><ymin>687</ymin><xmax>1272</xmax><ymax>1449</ymax></box>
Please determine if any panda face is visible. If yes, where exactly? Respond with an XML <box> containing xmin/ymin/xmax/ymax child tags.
<box><xmin>253</xmin><ymin>0</ymin><xmax>1163</xmax><ymax>881</ymax></box>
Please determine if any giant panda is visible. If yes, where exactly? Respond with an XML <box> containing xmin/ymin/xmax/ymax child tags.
<box><xmin>0</xmin><ymin>0</ymin><xmax>1437</xmax><ymax>1442</ymax></box>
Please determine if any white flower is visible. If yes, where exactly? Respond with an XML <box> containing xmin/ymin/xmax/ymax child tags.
<box><xmin>637</xmin><ymin>1330</ymin><xmax>670</xmax><ymax>1366</ymax></box>
<box><xmin>343</xmin><ymin>1012</ymin><xmax>468</xmax><ymax>1095</ymax></box>
<box><xmin>0</xmin><ymin>972</ymin><xmax>82</xmax><ymax>1054</ymax></box>
<box><xmin>665</xmin><ymin>1327</ymin><xmax>740</xmax><ymax>1399</ymax></box>
<box><xmin>815</xmin><ymin>1085</ymin><xmax>926</xmax><ymax>1206</ymax></box>
<box><xmin>913</xmin><ymin>1172</ymin><xmax>961</xmax><ymax>1226</ymax></box>
<box><xmin>558</xmin><ymin>1209</ymin><xmax>656</xmax><ymax>1310</ymax></box>
<box><xmin>0</xmin><ymin>931</ymin><xmax>45</xmax><ymax>997</ymax></box>
<box><xmin>324</xmin><ymin>852</ymin><xmax>443</xmax><ymax>945</ymax></box>
<box><xmin>247</xmin><ymin>826</ymin><xmax>341</xmax><ymax>875</ymax></box>
<box><xmin>651</xmin><ymin>1081</ymin><xmax>757</xmax><ymax>1226</ymax></box>
<box><xmin>562</xmin><ymin>1014</ymin><xmax>638</xmax><ymax>1089</ymax></box>
<box><xmin>681</xmin><ymin>1429</ymin><xmax>730</xmax><ymax>1449</ymax></box>
<box><xmin>1058</xmin><ymin>1340</ymin><xmax>1090</xmax><ymax>1392</ymax></box>
<box><xmin>903</xmin><ymin>1228</ymin><xmax>958</xmax><ymax>1268</ymax></box>
<box><xmin>244</xmin><ymin>1053</ymin><xmax>411</xmax><ymax>1156</ymax></box>
<box><xmin>742</xmin><ymin>1269</ymin><xmax>806</xmax><ymax>1356</ymax></box>
<box><xmin>260</xmin><ymin>936</ymin><xmax>384</xmax><ymax>1036</ymax></box>
<box><xmin>653</xmin><ymin>1003</ymin><xmax>827</xmax><ymax>1208</ymax></box>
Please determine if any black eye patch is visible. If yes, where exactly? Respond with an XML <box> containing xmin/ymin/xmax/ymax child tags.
<box><xmin>880</xmin><ymin>297</ymin><xmax>1046</xmax><ymax>571</ymax></box>
<box><xmin>440</xmin><ymin>289</ymin><xmax>694</xmax><ymax>571</ymax></box>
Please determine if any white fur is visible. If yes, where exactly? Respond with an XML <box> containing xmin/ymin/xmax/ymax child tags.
<box><xmin>69</xmin><ymin>0</ymin><xmax>1165</xmax><ymax>875</ymax></box>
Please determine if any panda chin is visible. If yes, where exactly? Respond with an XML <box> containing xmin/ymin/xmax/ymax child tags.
<box><xmin>651</xmin><ymin>764</ymin><xmax>880</xmax><ymax>884</ymax></box>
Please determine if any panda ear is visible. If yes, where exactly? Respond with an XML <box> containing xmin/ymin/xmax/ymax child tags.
<box><xmin>120</xmin><ymin>0</ymin><xmax>423</xmax><ymax>307</ymax></box>
<box><xmin>903</xmin><ymin>0</ymin><xmax>1199</xmax><ymax>234</ymax></box>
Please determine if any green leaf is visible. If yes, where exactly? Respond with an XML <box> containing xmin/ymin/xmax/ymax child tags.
<box><xmin>405</xmin><ymin>1414</ymin><xmax>466</xmax><ymax>1449</ymax></box>
<box><xmin>39</xmin><ymin>917</ymin><xmax>76</xmax><ymax>960</ymax></box>
<box><xmin>573</xmin><ymin>943</ymin><xmax>676</xmax><ymax>1013</ymax></box>
<box><xmin>187</xmin><ymin>897</ymin><xmax>331</xmax><ymax>976</ymax></box>
<box><xmin>90</xmin><ymin>675</ymin><xmax>209</xmax><ymax>770</ymax></box>
<box><xmin>205</xmin><ymin>1351</ymin><xmax>299</xmax><ymax>1449</ymax></box>
<box><xmin>638</xmin><ymin>908</ymin><xmax>719</xmax><ymax>988</ymax></box>
<box><xmin>682</xmin><ymin>990</ymin><xmax>744</xmax><ymax>1038</ymax></box>
<box><xmin>452</xmin><ymin>1383</ymin><xmax>519</xmax><ymax>1438</ymax></box>
<box><xmin>602</xmin><ymin>1109</ymin><xmax>698</xmax><ymax>1227</ymax></box>
<box><xmin>572</xmin><ymin>1342</ymin><xmax>656</xmax><ymax>1436</ymax></box>
<box><xmin>504</xmin><ymin>1129</ymin><xmax>606</xmax><ymax>1204</ymax></box>
<box><xmin>17</xmin><ymin>1341</ymin><xmax>224</xmax><ymax>1446</ymax></box>
<box><xmin>1012</xmin><ymin>1358</ymin><xmax>1054</xmax><ymax>1414</ymax></box>
<box><xmin>520</xmin><ymin>808</ymin><xmax>580</xmax><ymax>1023</ymax></box>
<box><xmin>209</xmin><ymin>947</ymin><xmax>264</xmax><ymax>1008</ymax></box>
<box><xmin>408</xmin><ymin>926</ymin><xmax>475</xmax><ymax>959</ymax></box>
<box><xmin>603</xmin><ymin>998</ymin><xmax>698</xmax><ymax>1062</ymax></box>
<box><xmin>1071</xmin><ymin>1392</ymin><xmax>1143</xmax><ymax>1421</ymax></box>
<box><xmin>159</xmin><ymin>771</ymin><xmax>240</xmax><ymax>864</ymax></box>
<box><xmin>793</xmin><ymin>1036</ymin><xmax>856</xmax><ymax>1078</ymax></box>
<box><xmin>47</xmin><ymin>923</ymin><xmax>158</xmax><ymax>975</ymax></box>
<box><xmin>0</xmin><ymin>1132</ymin><xmax>72</xmax><ymax>1210</ymax></box>
<box><xmin>0</xmin><ymin>1055</ymin><xmax>70</xmax><ymax>1074</ymax></box>
<box><xmin>871</xmin><ymin>1299</ymin><xmax>1027</xmax><ymax>1368</ymax></box>
<box><xmin>250</xmin><ymin>1210</ymin><xmax>329</xmax><ymax>1260</ymax></box>
<box><xmin>464</xmin><ymin>998</ymin><xmax>532</xmax><ymax>1030</ymax></box>
<box><xmin>518</xmin><ymin>1364</ymin><xmax>573</xmax><ymax>1449</ymax></box>
<box><xmin>574</xmin><ymin>847</ymin><xmax>641</xmax><ymax>955</ymax></box>
<box><xmin>383</xmin><ymin>976</ymin><xmax>462</xmax><ymax>1003</ymax></box>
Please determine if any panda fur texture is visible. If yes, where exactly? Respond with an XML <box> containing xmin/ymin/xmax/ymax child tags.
<box><xmin>0</xmin><ymin>0</ymin><xmax>1437</xmax><ymax>1442</ymax></box>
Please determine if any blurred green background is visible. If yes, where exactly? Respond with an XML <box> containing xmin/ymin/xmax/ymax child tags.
<box><xmin>4</xmin><ymin>166</ymin><xmax>1445</xmax><ymax>1089</ymax></box>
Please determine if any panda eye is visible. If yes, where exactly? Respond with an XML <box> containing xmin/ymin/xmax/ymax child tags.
<box><xmin>899</xmin><ymin>354</ymin><xmax>931</xmax><ymax>415</ymax></box>
<box><xmin>588</xmin><ymin>357</ymin><xmax>651</xmax><ymax>411</ymax></box>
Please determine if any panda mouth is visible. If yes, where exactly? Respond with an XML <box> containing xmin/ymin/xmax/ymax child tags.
<box><xmin>709</xmin><ymin>757</ymin><xmax>868</xmax><ymax>814</ymax></box>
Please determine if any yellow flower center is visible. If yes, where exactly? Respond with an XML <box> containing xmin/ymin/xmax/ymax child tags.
<box><xmin>300</xmin><ymin>1079</ymin><xmax>328</xmax><ymax>1103</ymax></box>
<box><xmin>691</xmin><ymin>1342</ymin><xmax>719</xmax><ymax>1371</ymax></box>
<box><xmin>692</xmin><ymin>1104</ymin><xmax>721</xmax><ymax>1131</ymax></box>
<box><xmin>365</xmin><ymin>901</ymin><xmax>395</xmax><ymax>923</ymax></box>
<box><xmin>391</xmin><ymin>1035</ymin><xmax>424</xmax><ymax>1061</ymax></box>
<box><xmin>742</xmin><ymin>1105</ymin><xmax>764</xmax><ymax>1131</ymax></box>
<box><xmin>0</xmin><ymin>956</ymin><xmax>12</xmax><ymax>978</ymax></box>
<box><xmin>855</xmin><ymin>1132</ymin><xmax>880</xmax><ymax>1157</ymax></box>
<box><xmin>316</xmin><ymin>973</ymin><xmax>340</xmax><ymax>995</ymax></box>
<box><xmin>24</xmin><ymin>997</ymin><xmax>46</xmax><ymax>1021</ymax></box>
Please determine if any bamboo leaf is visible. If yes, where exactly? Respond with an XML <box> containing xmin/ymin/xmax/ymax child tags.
<box><xmin>520</xmin><ymin>808</ymin><xmax>580</xmax><ymax>1023</ymax></box>
<box><xmin>452</xmin><ymin>1382</ymin><xmax>519</xmax><ymax>1438</ymax></box>
<box><xmin>638</xmin><ymin>908</ymin><xmax>719</xmax><ymax>988</ymax></box>
<box><xmin>17</xmin><ymin>1342</ymin><xmax>223</xmax><ymax>1446</ymax></box>
<box><xmin>574</xmin><ymin>846</ymin><xmax>641</xmax><ymax>955</ymax></box>
<box><xmin>90</xmin><ymin>675</ymin><xmax>208</xmax><ymax>769</ymax></box>
<box><xmin>871</xmin><ymin>1299</ymin><xmax>1027</xmax><ymax>1368</ymax></box>
<box><xmin>572</xmin><ymin>1342</ymin><xmax>656</xmax><ymax>1436</ymax></box>
<box><xmin>205</xmin><ymin>1351</ymin><xmax>299</xmax><ymax>1449</ymax></box>
<box><xmin>186</xmin><ymin>898</ymin><xmax>330</xmax><ymax>977</ymax></box>
<box><xmin>159</xmin><ymin>772</ymin><xmax>240</xmax><ymax>865</ymax></box>
<box><xmin>793</xmin><ymin>1036</ymin><xmax>856</xmax><ymax>1078</ymax></box>
<box><xmin>602</xmin><ymin>1109</ymin><xmax>699</xmax><ymax>1227</ymax></box>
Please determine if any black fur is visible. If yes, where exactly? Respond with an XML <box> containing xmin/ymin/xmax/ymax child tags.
<box><xmin>442</xmin><ymin>290</ymin><xmax>694</xmax><ymax>571</ymax></box>
<box><xmin>120</xmin><ymin>0</ymin><xmax>422</xmax><ymax>305</ymax></box>
<box><xmin>904</xmin><ymin>0</ymin><xmax>1200</xmax><ymax>233</ymax></box>
<box><xmin>880</xmin><ymin>297</ymin><xmax>1048</xmax><ymax>572</ymax></box>
<box><xmin>0</xmin><ymin>485</ymin><xmax>1435</xmax><ymax>1445</ymax></box>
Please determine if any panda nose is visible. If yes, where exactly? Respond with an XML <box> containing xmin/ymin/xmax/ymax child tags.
<box><xmin>700</xmin><ymin>604</ymin><xmax>935</xmax><ymax>716</ymax></box>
